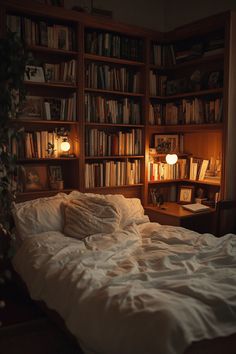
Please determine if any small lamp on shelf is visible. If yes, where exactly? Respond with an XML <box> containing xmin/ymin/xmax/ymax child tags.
<box><xmin>166</xmin><ymin>153</ymin><xmax>178</xmax><ymax>165</ymax></box>
<box><xmin>60</xmin><ymin>136</ymin><xmax>71</xmax><ymax>156</ymax></box>
<box><xmin>55</xmin><ymin>128</ymin><xmax>75</xmax><ymax>158</ymax></box>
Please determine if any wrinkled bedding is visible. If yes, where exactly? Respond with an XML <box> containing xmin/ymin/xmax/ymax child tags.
<box><xmin>13</xmin><ymin>220</ymin><xmax>236</xmax><ymax>354</ymax></box>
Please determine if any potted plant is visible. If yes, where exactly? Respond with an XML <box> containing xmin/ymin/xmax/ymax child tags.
<box><xmin>0</xmin><ymin>30</ymin><xmax>30</xmax><ymax>296</ymax></box>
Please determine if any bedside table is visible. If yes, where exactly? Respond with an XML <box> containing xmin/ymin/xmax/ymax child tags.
<box><xmin>145</xmin><ymin>202</ymin><xmax>216</xmax><ymax>234</ymax></box>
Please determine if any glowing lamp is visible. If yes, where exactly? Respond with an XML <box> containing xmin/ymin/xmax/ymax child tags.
<box><xmin>166</xmin><ymin>153</ymin><xmax>178</xmax><ymax>165</ymax></box>
<box><xmin>61</xmin><ymin>138</ymin><xmax>70</xmax><ymax>153</ymax></box>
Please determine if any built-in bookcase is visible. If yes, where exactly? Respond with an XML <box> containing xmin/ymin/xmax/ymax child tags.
<box><xmin>1</xmin><ymin>1</ymin><xmax>235</xmax><ymax>204</ymax></box>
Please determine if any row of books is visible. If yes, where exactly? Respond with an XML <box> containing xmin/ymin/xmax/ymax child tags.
<box><xmin>85</xmin><ymin>31</ymin><xmax>143</xmax><ymax>61</ymax></box>
<box><xmin>189</xmin><ymin>157</ymin><xmax>210</xmax><ymax>181</ymax></box>
<box><xmin>7</xmin><ymin>15</ymin><xmax>75</xmax><ymax>50</ymax></box>
<box><xmin>149</xmin><ymin>103</ymin><xmax>163</xmax><ymax>125</ymax></box>
<box><xmin>149</xmin><ymin>71</ymin><xmax>167</xmax><ymax>96</ymax></box>
<box><xmin>86</xmin><ymin>63</ymin><xmax>141</xmax><ymax>93</ymax></box>
<box><xmin>149</xmin><ymin>97</ymin><xmax>223</xmax><ymax>125</ymax></box>
<box><xmin>85</xmin><ymin>94</ymin><xmax>141</xmax><ymax>124</ymax></box>
<box><xmin>19</xmin><ymin>95</ymin><xmax>76</xmax><ymax>121</ymax></box>
<box><xmin>11</xmin><ymin>131</ymin><xmax>65</xmax><ymax>159</ymax></box>
<box><xmin>85</xmin><ymin>160</ymin><xmax>141</xmax><ymax>188</ymax></box>
<box><xmin>148</xmin><ymin>159</ymin><xmax>188</xmax><ymax>181</ymax></box>
<box><xmin>152</xmin><ymin>44</ymin><xmax>175</xmax><ymax>67</ymax></box>
<box><xmin>24</xmin><ymin>61</ymin><xmax>76</xmax><ymax>84</ymax></box>
<box><xmin>85</xmin><ymin>129</ymin><xmax>143</xmax><ymax>157</ymax></box>
<box><xmin>43</xmin><ymin>60</ymin><xmax>76</xmax><ymax>83</ymax></box>
<box><xmin>148</xmin><ymin>157</ymin><xmax>211</xmax><ymax>182</ymax></box>
<box><xmin>152</xmin><ymin>36</ymin><xmax>224</xmax><ymax>66</ymax></box>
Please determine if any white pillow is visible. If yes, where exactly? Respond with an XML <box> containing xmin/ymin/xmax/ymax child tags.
<box><xmin>12</xmin><ymin>193</ymin><xmax>69</xmax><ymax>241</ymax></box>
<box><xmin>63</xmin><ymin>197</ymin><xmax>121</xmax><ymax>239</ymax></box>
<box><xmin>67</xmin><ymin>191</ymin><xmax>147</xmax><ymax>227</ymax></box>
<box><xmin>104</xmin><ymin>194</ymin><xmax>146</xmax><ymax>226</ymax></box>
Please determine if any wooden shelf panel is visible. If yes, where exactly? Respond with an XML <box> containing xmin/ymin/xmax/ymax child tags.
<box><xmin>149</xmin><ymin>153</ymin><xmax>189</xmax><ymax>158</ymax></box>
<box><xmin>11</xmin><ymin>119</ymin><xmax>79</xmax><ymax>125</ymax></box>
<box><xmin>149</xmin><ymin>53</ymin><xmax>224</xmax><ymax>71</ymax></box>
<box><xmin>16</xmin><ymin>189</ymin><xmax>74</xmax><ymax>202</ymax></box>
<box><xmin>85</xmin><ymin>155</ymin><xmax>144</xmax><ymax>160</ymax></box>
<box><xmin>84</xmin><ymin>53</ymin><xmax>145</xmax><ymax>66</ymax></box>
<box><xmin>150</xmin><ymin>88</ymin><xmax>223</xmax><ymax>100</ymax></box>
<box><xmin>27</xmin><ymin>45</ymin><xmax>78</xmax><ymax>56</ymax></box>
<box><xmin>85</xmin><ymin>122</ymin><xmax>144</xmax><ymax>128</ymax></box>
<box><xmin>148</xmin><ymin>178</ymin><xmax>220</xmax><ymax>186</ymax></box>
<box><xmin>148</xmin><ymin>123</ymin><xmax>223</xmax><ymax>133</ymax></box>
<box><xmin>85</xmin><ymin>88</ymin><xmax>144</xmax><ymax>97</ymax></box>
<box><xmin>24</xmin><ymin>81</ymin><xmax>77</xmax><ymax>89</ymax></box>
<box><xmin>17</xmin><ymin>157</ymin><xmax>79</xmax><ymax>162</ymax></box>
<box><xmin>85</xmin><ymin>184</ymin><xmax>143</xmax><ymax>191</ymax></box>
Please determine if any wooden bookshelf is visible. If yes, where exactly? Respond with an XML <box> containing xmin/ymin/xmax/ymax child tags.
<box><xmin>1</xmin><ymin>1</ymin><xmax>235</xmax><ymax>206</ymax></box>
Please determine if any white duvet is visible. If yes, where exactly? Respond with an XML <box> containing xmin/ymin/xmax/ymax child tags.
<box><xmin>13</xmin><ymin>222</ymin><xmax>236</xmax><ymax>354</ymax></box>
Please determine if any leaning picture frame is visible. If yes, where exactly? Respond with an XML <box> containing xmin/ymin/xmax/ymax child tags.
<box><xmin>24</xmin><ymin>65</ymin><xmax>45</xmax><ymax>83</ymax></box>
<box><xmin>19</xmin><ymin>96</ymin><xmax>43</xmax><ymax>119</ymax></box>
<box><xmin>23</xmin><ymin>165</ymin><xmax>49</xmax><ymax>191</ymax></box>
<box><xmin>49</xmin><ymin>165</ymin><xmax>62</xmax><ymax>181</ymax></box>
<box><xmin>154</xmin><ymin>134</ymin><xmax>179</xmax><ymax>154</ymax></box>
<box><xmin>178</xmin><ymin>185</ymin><xmax>195</xmax><ymax>204</ymax></box>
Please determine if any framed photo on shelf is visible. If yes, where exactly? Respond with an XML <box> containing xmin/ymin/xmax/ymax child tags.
<box><xmin>154</xmin><ymin>134</ymin><xmax>179</xmax><ymax>154</ymax></box>
<box><xmin>23</xmin><ymin>165</ymin><xmax>49</xmax><ymax>192</ymax></box>
<box><xmin>49</xmin><ymin>165</ymin><xmax>62</xmax><ymax>181</ymax></box>
<box><xmin>48</xmin><ymin>165</ymin><xmax>64</xmax><ymax>190</ymax></box>
<box><xmin>178</xmin><ymin>185</ymin><xmax>195</xmax><ymax>204</ymax></box>
<box><xmin>24</xmin><ymin>65</ymin><xmax>45</xmax><ymax>82</ymax></box>
<box><xmin>19</xmin><ymin>96</ymin><xmax>43</xmax><ymax>119</ymax></box>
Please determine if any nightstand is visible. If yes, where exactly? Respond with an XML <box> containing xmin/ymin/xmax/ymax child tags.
<box><xmin>145</xmin><ymin>202</ymin><xmax>216</xmax><ymax>234</ymax></box>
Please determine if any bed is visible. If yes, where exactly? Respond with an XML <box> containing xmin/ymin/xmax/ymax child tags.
<box><xmin>11</xmin><ymin>191</ymin><xmax>236</xmax><ymax>354</ymax></box>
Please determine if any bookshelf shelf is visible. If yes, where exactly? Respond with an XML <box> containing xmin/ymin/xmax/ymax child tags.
<box><xmin>17</xmin><ymin>157</ymin><xmax>79</xmax><ymax>162</ymax></box>
<box><xmin>11</xmin><ymin>119</ymin><xmax>78</xmax><ymax>125</ymax></box>
<box><xmin>84</xmin><ymin>53</ymin><xmax>145</xmax><ymax>66</ymax></box>
<box><xmin>85</xmin><ymin>88</ymin><xmax>144</xmax><ymax>97</ymax></box>
<box><xmin>148</xmin><ymin>123</ymin><xmax>223</xmax><ymax>133</ymax></box>
<box><xmin>148</xmin><ymin>179</ymin><xmax>220</xmax><ymax>186</ymax></box>
<box><xmin>24</xmin><ymin>81</ymin><xmax>77</xmax><ymax>89</ymax></box>
<box><xmin>149</xmin><ymin>53</ymin><xmax>224</xmax><ymax>71</ymax></box>
<box><xmin>85</xmin><ymin>122</ymin><xmax>145</xmax><ymax>128</ymax></box>
<box><xmin>16</xmin><ymin>189</ymin><xmax>74</xmax><ymax>202</ymax></box>
<box><xmin>85</xmin><ymin>155</ymin><xmax>144</xmax><ymax>160</ymax></box>
<box><xmin>150</xmin><ymin>88</ymin><xmax>223</xmax><ymax>100</ymax></box>
<box><xmin>85</xmin><ymin>184</ymin><xmax>144</xmax><ymax>191</ymax></box>
<box><xmin>27</xmin><ymin>45</ymin><xmax>78</xmax><ymax>57</ymax></box>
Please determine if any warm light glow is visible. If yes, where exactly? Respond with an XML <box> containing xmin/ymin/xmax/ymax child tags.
<box><xmin>61</xmin><ymin>138</ymin><xmax>70</xmax><ymax>152</ymax></box>
<box><xmin>166</xmin><ymin>154</ymin><xmax>178</xmax><ymax>165</ymax></box>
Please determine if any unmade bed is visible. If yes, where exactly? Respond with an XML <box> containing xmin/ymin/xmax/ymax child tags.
<box><xmin>12</xmin><ymin>191</ymin><xmax>236</xmax><ymax>354</ymax></box>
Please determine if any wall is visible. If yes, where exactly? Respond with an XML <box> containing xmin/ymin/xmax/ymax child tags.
<box><xmin>163</xmin><ymin>0</ymin><xmax>236</xmax><ymax>30</ymax></box>
<box><xmin>67</xmin><ymin>0</ymin><xmax>165</xmax><ymax>31</ymax></box>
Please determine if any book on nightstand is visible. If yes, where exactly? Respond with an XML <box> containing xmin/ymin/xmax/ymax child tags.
<box><xmin>182</xmin><ymin>203</ymin><xmax>210</xmax><ymax>213</ymax></box>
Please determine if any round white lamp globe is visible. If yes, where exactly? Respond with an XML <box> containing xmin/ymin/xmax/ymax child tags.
<box><xmin>166</xmin><ymin>153</ymin><xmax>178</xmax><ymax>165</ymax></box>
<box><xmin>61</xmin><ymin>139</ymin><xmax>70</xmax><ymax>152</ymax></box>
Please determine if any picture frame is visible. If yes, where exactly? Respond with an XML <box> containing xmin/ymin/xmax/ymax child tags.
<box><xmin>24</xmin><ymin>65</ymin><xmax>45</xmax><ymax>83</ymax></box>
<box><xmin>48</xmin><ymin>165</ymin><xmax>62</xmax><ymax>181</ymax></box>
<box><xmin>154</xmin><ymin>134</ymin><xmax>179</xmax><ymax>154</ymax></box>
<box><xmin>19</xmin><ymin>96</ymin><xmax>43</xmax><ymax>118</ymax></box>
<box><xmin>23</xmin><ymin>165</ymin><xmax>48</xmax><ymax>191</ymax></box>
<box><xmin>178</xmin><ymin>185</ymin><xmax>195</xmax><ymax>204</ymax></box>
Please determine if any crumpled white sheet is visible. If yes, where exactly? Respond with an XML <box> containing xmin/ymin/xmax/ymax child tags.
<box><xmin>13</xmin><ymin>222</ymin><xmax>236</xmax><ymax>354</ymax></box>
